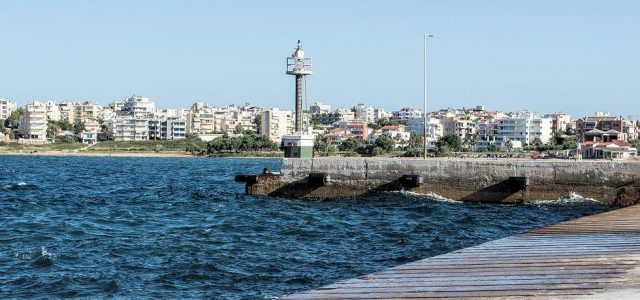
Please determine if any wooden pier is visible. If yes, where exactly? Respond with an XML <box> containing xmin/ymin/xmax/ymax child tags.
<box><xmin>283</xmin><ymin>205</ymin><xmax>640</xmax><ymax>299</ymax></box>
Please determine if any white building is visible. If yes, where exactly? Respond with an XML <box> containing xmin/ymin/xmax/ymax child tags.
<box><xmin>44</xmin><ymin>101</ymin><xmax>61</xmax><ymax>121</ymax></box>
<box><xmin>80</xmin><ymin>119</ymin><xmax>101</xmax><ymax>144</ymax></box>
<box><xmin>544</xmin><ymin>112</ymin><xmax>572</xmax><ymax>134</ymax></box>
<box><xmin>407</xmin><ymin>117</ymin><xmax>444</xmax><ymax>149</ymax></box>
<box><xmin>374</xmin><ymin>108</ymin><xmax>390</xmax><ymax>121</ymax></box>
<box><xmin>58</xmin><ymin>102</ymin><xmax>76</xmax><ymax>123</ymax></box>
<box><xmin>122</xmin><ymin>95</ymin><xmax>156</xmax><ymax>118</ymax></box>
<box><xmin>261</xmin><ymin>108</ymin><xmax>294</xmax><ymax>143</ymax></box>
<box><xmin>353</xmin><ymin>103</ymin><xmax>376</xmax><ymax>123</ymax></box>
<box><xmin>0</xmin><ymin>99</ymin><xmax>17</xmax><ymax>120</ymax></box>
<box><xmin>496</xmin><ymin>112</ymin><xmax>553</xmax><ymax>145</ymax></box>
<box><xmin>149</xmin><ymin>117</ymin><xmax>187</xmax><ymax>140</ymax></box>
<box><xmin>310</xmin><ymin>102</ymin><xmax>331</xmax><ymax>114</ymax></box>
<box><xmin>19</xmin><ymin>101</ymin><xmax>48</xmax><ymax>142</ymax></box>
<box><xmin>186</xmin><ymin>102</ymin><xmax>215</xmax><ymax>135</ymax></box>
<box><xmin>73</xmin><ymin>101</ymin><xmax>103</xmax><ymax>123</ymax></box>
<box><xmin>391</xmin><ymin>107</ymin><xmax>422</xmax><ymax>123</ymax></box>
<box><xmin>108</xmin><ymin>117</ymin><xmax>149</xmax><ymax>141</ymax></box>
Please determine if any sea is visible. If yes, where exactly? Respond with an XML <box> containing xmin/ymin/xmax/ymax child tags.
<box><xmin>0</xmin><ymin>155</ymin><xmax>611</xmax><ymax>299</ymax></box>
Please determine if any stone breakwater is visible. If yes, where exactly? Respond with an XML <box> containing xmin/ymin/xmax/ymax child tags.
<box><xmin>244</xmin><ymin>158</ymin><xmax>640</xmax><ymax>205</ymax></box>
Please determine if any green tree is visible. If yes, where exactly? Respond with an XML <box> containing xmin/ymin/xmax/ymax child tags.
<box><xmin>374</xmin><ymin>135</ymin><xmax>395</xmax><ymax>152</ymax></box>
<box><xmin>504</xmin><ymin>140</ymin><xmax>513</xmax><ymax>152</ymax></box>
<box><xmin>403</xmin><ymin>148</ymin><xmax>423</xmax><ymax>157</ymax></box>
<box><xmin>407</xmin><ymin>131</ymin><xmax>422</xmax><ymax>149</ymax></box>
<box><xmin>73</xmin><ymin>122</ymin><xmax>86</xmax><ymax>135</ymax></box>
<box><xmin>486</xmin><ymin>142</ymin><xmax>499</xmax><ymax>152</ymax></box>
<box><xmin>562</xmin><ymin>140</ymin><xmax>578</xmax><ymax>150</ymax></box>
<box><xmin>338</xmin><ymin>137</ymin><xmax>364</xmax><ymax>152</ymax></box>
<box><xmin>206</xmin><ymin>134</ymin><xmax>277</xmax><ymax>154</ymax></box>
<box><xmin>252</xmin><ymin>116</ymin><xmax>261</xmax><ymax>135</ymax></box>
<box><xmin>532</xmin><ymin>138</ymin><xmax>543</xmax><ymax>148</ymax></box>
<box><xmin>368</xmin><ymin>123</ymin><xmax>382</xmax><ymax>131</ymax></box>
<box><xmin>436</xmin><ymin>134</ymin><xmax>462</xmax><ymax>153</ymax></box>
<box><xmin>371</xmin><ymin>146</ymin><xmax>385</xmax><ymax>156</ymax></box>
<box><xmin>4</xmin><ymin>108</ymin><xmax>23</xmax><ymax>129</ymax></box>
<box><xmin>314</xmin><ymin>134</ymin><xmax>329</xmax><ymax>155</ymax></box>
<box><xmin>47</xmin><ymin>121</ymin><xmax>61</xmax><ymax>139</ymax></box>
<box><xmin>55</xmin><ymin>136</ymin><xmax>76</xmax><ymax>143</ymax></box>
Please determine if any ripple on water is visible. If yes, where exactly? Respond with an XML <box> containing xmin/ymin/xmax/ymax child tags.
<box><xmin>0</xmin><ymin>156</ymin><xmax>612</xmax><ymax>299</ymax></box>
<box><xmin>15</xmin><ymin>247</ymin><xmax>54</xmax><ymax>267</ymax></box>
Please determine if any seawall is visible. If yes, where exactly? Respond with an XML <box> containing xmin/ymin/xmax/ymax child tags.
<box><xmin>244</xmin><ymin>158</ymin><xmax>640</xmax><ymax>204</ymax></box>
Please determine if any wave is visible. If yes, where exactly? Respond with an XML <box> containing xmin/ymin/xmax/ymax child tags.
<box><xmin>15</xmin><ymin>246</ymin><xmax>54</xmax><ymax>267</ymax></box>
<box><xmin>527</xmin><ymin>192</ymin><xmax>604</xmax><ymax>205</ymax></box>
<box><xmin>3</xmin><ymin>182</ymin><xmax>38</xmax><ymax>191</ymax></box>
<box><xmin>384</xmin><ymin>190</ymin><xmax>463</xmax><ymax>204</ymax></box>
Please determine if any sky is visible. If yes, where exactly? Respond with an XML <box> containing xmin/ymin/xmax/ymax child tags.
<box><xmin>0</xmin><ymin>0</ymin><xmax>638</xmax><ymax>118</ymax></box>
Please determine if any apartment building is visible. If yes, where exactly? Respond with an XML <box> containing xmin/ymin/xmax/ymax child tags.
<box><xmin>443</xmin><ymin>117</ymin><xmax>477</xmax><ymax>140</ymax></box>
<box><xmin>58</xmin><ymin>102</ymin><xmax>76</xmax><ymax>123</ymax></box>
<box><xmin>544</xmin><ymin>113</ymin><xmax>572</xmax><ymax>134</ymax></box>
<box><xmin>149</xmin><ymin>118</ymin><xmax>187</xmax><ymax>140</ymax></box>
<box><xmin>311</xmin><ymin>110</ymin><xmax>355</xmax><ymax>125</ymax></box>
<box><xmin>391</xmin><ymin>107</ymin><xmax>422</xmax><ymax>123</ymax></box>
<box><xmin>108</xmin><ymin>117</ymin><xmax>149</xmax><ymax>141</ymax></box>
<box><xmin>73</xmin><ymin>101</ymin><xmax>103</xmax><ymax>123</ymax></box>
<box><xmin>0</xmin><ymin>99</ymin><xmax>17</xmax><ymax>120</ymax></box>
<box><xmin>19</xmin><ymin>101</ymin><xmax>48</xmax><ymax>141</ymax></box>
<box><xmin>353</xmin><ymin>103</ymin><xmax>376</xmax><ymax>123</ymax></box>
<box><xmin>575</xmin><ymin>113</ymin><xmax>638</xmax><ymax>142</ymax></box>
<box><xmin>260</xmin><ymin>108</ymin><xmax>294</xmax><ymax>143</ymax></box>
<box><xmin>495</xmin><ymin>112</ymin><xmax>553</xmax><ymax>145</ymax></box>
<box><xmin>335</xmin><ymin>121</ymin><xmax>369</xmax><ymax>141</ymax></box>
<box><xmin>122</xmin><ymin>95</ymin><xmax>156</xmax><ymax>118</ymax></box>
<box><xmin>310</xmin><ymin>102</ymin><xmax>331</xmax><ymax>114</ymax></box>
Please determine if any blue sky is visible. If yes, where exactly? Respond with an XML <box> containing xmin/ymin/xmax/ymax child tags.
<box><xmin>0</xmin><ymin>0</ymin><xmax>638</xmax><ymax>117</ymax></box>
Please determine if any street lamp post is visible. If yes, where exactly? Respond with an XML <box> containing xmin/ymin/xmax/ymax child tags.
<box><xmin>423</xmin><ymin>33</ymin><xmax>434</xmax><ymax>159</ymax></box>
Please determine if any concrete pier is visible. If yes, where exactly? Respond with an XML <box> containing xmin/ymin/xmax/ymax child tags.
<box><xmin>282</xmin><ymin>204</ymin><xmax>640</xmax><ymax>299</ymax></box>
<box><xmin>244</xmin><ymin>158</ymin><xmax>640</xmax><ymax>205</ymax></box>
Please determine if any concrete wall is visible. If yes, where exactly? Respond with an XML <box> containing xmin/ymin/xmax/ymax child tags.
<box><xmin>251</xmin><ymin>158</ymin><xmax>640</xmax><ymax>204</ymax></box>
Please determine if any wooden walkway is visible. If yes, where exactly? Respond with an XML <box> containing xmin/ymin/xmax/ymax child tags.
<box><xmin>283</xmin><ymin>205</ymin><xmax>640</xmax><ymax>299</ymax></box>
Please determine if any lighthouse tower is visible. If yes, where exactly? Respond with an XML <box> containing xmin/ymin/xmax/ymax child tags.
<box><xmin>283</xmin><ymin>40</ymin><xmax>314</xmax><ymax>158</ymax></box>
<box><xmin>286</xmin><ymin>40</ymin><xmax>312</xmax><ymax>132</ymax></box>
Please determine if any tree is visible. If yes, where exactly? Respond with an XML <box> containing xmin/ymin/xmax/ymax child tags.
<box><xmin>532</xmin><ymin>138</ymin><xmax>543</xmax><ymax>148</ymax></box>
<box><xmin>338</xmin><ymin>137</ymin><xmax>364</xmax><ymax>152</ymax></box>
<box><xmin>55</xmin><ymin>136</ymin><xmax>76</xmax><ymax>143</ymax></box>
<box><xmin>4</xmin><ymin>108</ymin><xmax>23</xmax><ymax>129</ymax></box>
<box><xmin>436</xmin><ymin>134</ymin><xmax>462</xmax><ymax>153</ymax></box>
<box><xmin>314</xmin><ymin>134</ymin><xmax>330</xmax><ymax>155</ymax></box>
<box><xmin>374</xmin><ymin>135</ymin><xmax>395</xmax><ymax>152</ymax></box>
<box><xmin>206</xmin><ymin>134</ymin><xmax>277</xmax><ymax>154</ymax></box>
<box><xmin>486</xmin><ymin>143</ymin><xmax>499</xmax><ymax>152</ymax></box>
<box><xmin>368</xmin><ymin>123</ymin><xmax>382</xmax><ymax>131</ymax></box>
<box><xmin>562</xmin><ymin>140</ymin><xmax>578</xmax><ymax>150</ymax></box>
<box><xmin>371</xmin><ymin>146</ymin><xmax>385</xmax><ymax>156</ymax></box>
<box><xmin>463</xmin><ymin>134</ymin><xmax>481</xmax><ymax>152</ymax></box>
<box><xmin>73</xmin><ymin>122</ymin><xmax>86</xmax><ymax>135</ymax></box>
<box><xmin>504</xmin><ymin>140</ymin><xmax>513</xmax><ymax>152</ymax></box>
<box><xmin>403</xmin><ymin>148</ymin><xmax>423</xmax><ymax>157</ymax></box>
<box><xmin>47</xmin><ymin>121</ymin><xmax>61</xmax><ymax>139</ymax></box>
<box><xmin>407</xmin><ymin>131</ymin><xmax>422</xmax><ymax>149</ymax></box>
<box><xmin>252</xmin><ymin>116</ymin><xmax>262</xmax><ymax>135</ymax></box>
<box><xmin>631</xmin><ymin>140</ymin><xmax>640</xmax><ymax>152</ymax></box>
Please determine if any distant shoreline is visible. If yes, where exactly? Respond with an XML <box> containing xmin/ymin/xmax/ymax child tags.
<box><xmin>0</xmin><ymin>150</ymin><xmax>284</xmax><ymax>159</ymax></box>
<box><xmin>0</xmin><ymin>150</ymin><xmax>194</xmax><ymax>158</ymax></box>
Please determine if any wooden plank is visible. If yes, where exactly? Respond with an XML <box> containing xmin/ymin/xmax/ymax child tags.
<box><xmin>281</xmin><ymin>204</ymin><xmax>640</xmax><ymax>299</ymax></box>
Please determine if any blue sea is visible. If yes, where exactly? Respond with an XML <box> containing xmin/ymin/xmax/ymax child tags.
<box><xmin>0</xmin><ymin>156</ymin><xmax>610</xmax><ymax>299</ymax></box>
